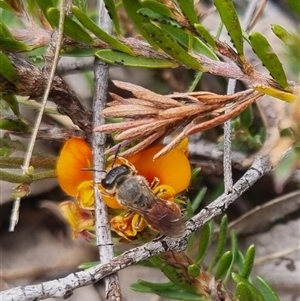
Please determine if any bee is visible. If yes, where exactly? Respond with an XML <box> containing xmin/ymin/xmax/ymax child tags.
<box><xmin>101</xmin><ymin>160</ymin><xmax>185</xmax><ymax>237</ymax></box>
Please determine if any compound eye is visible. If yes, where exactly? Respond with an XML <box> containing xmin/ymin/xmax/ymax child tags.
<box><xmin>101</xmin><ymin>165</ymin><xmax>131</xmax><ymax>190</ymax></box>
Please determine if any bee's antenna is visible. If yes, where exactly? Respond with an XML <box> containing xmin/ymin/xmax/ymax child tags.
<box><xmin>112</xmin><ymin>144</ymin><xmax>122</xmax><ymax>167</ymax></box>
<box><xmin>81</xmin><ymin>167</ymin><xmax>106</xmax><ymax>173</ymax></box>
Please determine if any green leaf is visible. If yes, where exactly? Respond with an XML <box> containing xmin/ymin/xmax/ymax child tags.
<box><xmin>177</xmin><ymin>0</ymin><xmax>199</xmax><ymax>25</ymax></box>
<box><xmin>73</xmin><ymin>0</ymin><xmax>87</xmax><ymax>13</ymax></box>
<box><xmin>191</xmin><ymin>187</ymin><xmax>207</xmax><ymax>213</ymax></box>
<box><xmin>249</xmin><ymin>32</ymin><xmax>288</xmax><ymax>88</ymax></box>
<box><xmin>186</xmin><ymin>200</ymin><xmax>195</xmax><ymax>253</ymax></box>
<box><xmin>0</xmin><ymin>52</ymin><xmax>18</xmax><ymax>84</ymax></box>
<box><xmin>142</xmin><ymin>22</ymin><xmax>204</xmax><ymax>70</ymax></box>
<box><xmin>191</xmin><ymin>167</ymin><xmax>201</xmax><ymax>183</ymax></box>
<box><xmin>0</xmin><ymin>118</ymin><xmax>29</xmax><ymax>131</ymax></box>
<box><xmin>141</xmin><ymin>0</ymin><xmax>172</xmax><ymax>18</ymax></box>
<box><xmin>256</xmin><ymin>276</ymin><xmax>281</xmax><ymax>301</ymax></box>
<box><xmin>235</xmin><ymin>282</ymin><xmax>255</xmax><ymax>301</ymax></box>
<box><xmin>0</xmin><ymin>0</ymin><xmax>14</xmax><ymax>11</ymax></box>
<box><xmin>0</xmin><ymin>22</ymin><xmax>14</xmax><ymax>39</ymax></box>
<box><xmin>131</xmin><ymin>283</ymin><xmax>205</xmax><ymax>301</ymax></box>
<box><xmin>138</xmin><ymin>8</ymin><xmax>180</xmax><ymax>28</ymax></box>
<box><xmin>232</xmin><ymin>273</ymin><xmax>266</xmax><ymax>301</ymax></box>
<box><xmin>104</xmin><ymin>0</ymin><xmax>120</xmax><ymax>35</ymax></box>
<box><xmin>273</xmin><ymin>148</ymin><xmax>299</xmax><ymax>189</ymax></box>
<box><xmin>95</xmin><ymin>49</ymin><xmax>178</xmax><ymax>68</ymax></box>
<box><xmin>271</xmin><ymin>24</ymin><xmax>293</xmax><ymax>46</ymax></box>
<box><xmin>78</xmin><ymin>261</ymin><xmax>100</xmax><ymax>269</ymax></box>
<box><xmin>224</xmin><ymin>230</ymin><xmax>238</xmax><ymax>282</ymax></box>
<box><xmin>159</xmin><ymin>24</ymin><xmax>219</xmax><ymax>61</ymax></box>
<box><xmin>236</xmin><ymin>250</ymin><xmax>245</xmax><ymax>274</ymax></box>
<box><xmin>1</xmin><ymin>93</ymin><xmax>20</xmax><ymax>116</ymax></box>
<box><xmin>46</xmin><ymin>7</ymin><xmax>94</xmax><ymax>45</ymax></box>
<box><xmin>215</xmin><ymin>251</ymin><xmax>233</xmax><ymax>280</ymax></box>
<box><xmin>241</xmin><ymin>244</ymin><xmax>255</xmax><ymax>279</ymax></box>
<box><xmin>213</xmin><ymin>0</ymin><xmax>244</xmax><ymax>55</ymax></box>
<box><xmin>187</xmin><ymin>264</ymin><xmax>200</xmax><ymax>277</ymax></box>
<box><xmin>194</xmin><ymin>24</ymin><xmax>216</xmax><ymax>49</ymax></box>
<box><xmin>72</xmin><ymin>6</ymin><xmax>133</xmax><ymax>54</ymax></box>
<box><xmin>208</xmin><ymin>215</ymin><xmax>228</xmax><ymax>271</ymax></box>
<box><xmin>151</xmin><ymin>288</ymin><xmax>205</xmax><ymax>301</ymax></box>
<box><xmin>149</xmin><ymin>256</ymin><xmax>196</xmax><ymax>292</ymax></box>
<box><xmin>122</xmin><ymin>0</ymin><xmax>159</xmax><ymax>49</ymax></box>
<box><xmin>35</xmin><ymin>0</ymin><xmax>55</xmax><ymax>13</ymax></box>
<box><xmin>61</xmin><ymin>46</ymin><xmax>97</xmax><ymax>56</ymax></box>
<box><xmin>253</xmin><ymin>85</ymin><xmax>295</xmax><ymax>102</ymax></box>
<box><xmin>0</xmin><ymin>36</ymin><xmax>30</xmax><ymax>51</ymax></box>
<box><xmin>137</xmin><ymin>280</ymin><xmax>175</xmax><ymax>291</ymax></box>
<box><xmin>194</xmin><ymin>220</ymin><xmax>213</xmax><ymax>264</ymax></box>
<box><xmin>287</xmin><ymin>0</ymin><xmax>300</xmax><ymax>16</ymax></box>
<box><xmin>240</xmin><ymin>105</ymin><xmax>253</xmax><ymax>130</ymax></box>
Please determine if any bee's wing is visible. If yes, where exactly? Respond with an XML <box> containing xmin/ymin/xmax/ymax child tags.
<box><xmin>147</xmin><ymin>197</ymin><xmax>186</xmax><ymax>237</ymax></box>
<box><xmin>130</xmin><ymin>187</ymin><xmax>186</xmax><ymax>237</ymax></box>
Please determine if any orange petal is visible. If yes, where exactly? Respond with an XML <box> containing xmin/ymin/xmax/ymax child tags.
<box><xmin>101</xmin><ymin>194</ymin><xmax>124</xmax><ymax>209</ymax></box>
<box><xmin>57</xmin><ymin>138</ymin><xmax>93</xmax><ymax>196</ymax></box>
<box><xmin>128</xmin><ymin>145</ymin><xmax>191</xmax><ymax>193</ymax></box>
<box><xmin>176</xmin><ymin>137</ymin><xmax>189</xmax><ymax>156</ymax></box>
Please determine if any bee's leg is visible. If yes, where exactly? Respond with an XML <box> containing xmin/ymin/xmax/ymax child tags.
<box><xmin>97</xmin><ymin>185</ymin><xmax>116</xmax><ymax>197</ymax></box>
<box><xmin>152</xmin><ymin>234</ymin><xmax>166</xmax><ymax>241</ymax></box>
<box><xmin>124</xmin><ymin>210</ymin><xmax>134</xmax><ymax>217</ymax></box>
<box><xmin>150</xmin><ymin>177</ymin><xmax>160</xmax><ymax>190</ymax></box>
<box><xmin>133</xmin><ymin>215</ymin><xmax>143</xmax><ymax>229</ymax></box>
<box><xmin>117</xmin><ymin>157</ymin><xmax>137</xmax><ymax>174</ymax></box>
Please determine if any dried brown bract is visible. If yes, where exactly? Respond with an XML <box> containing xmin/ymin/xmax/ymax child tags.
<box><xmin>94</xmin><ymin>81</ymin><xmax>263</xmax><ymax>159</ymax></box>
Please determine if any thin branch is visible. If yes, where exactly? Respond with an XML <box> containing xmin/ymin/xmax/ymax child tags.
<box><xmin>222</xmin><ymin>0</ymin><xmax>268</xmax><ymax>195</ymax></box>
<box><xmin>0</xmin><ymin>170</ymin><xmax>56</xmax><ymax>183</ymax></box>
<box><xmin>188</xmin><ymin>139</ymin><xmax>247</xmax><ymax>169</ymax></box>
<box><xmin>10</xmin><ymin>128</ymin><xmax>85</xmax><ymax>141</ymax></box>
<box><xmin>0</xmin><ymin>156</ymin><xmax>272</xmax><ymax>301</ymax></box>
<box><xmin>57</xmin><ymin>57</ymin><xmax>95</xmax><ymax>74</ymax></box>
<box><xmin>92</xmin><ymin>1</ymin><xmax>122</xmax><ymax>300</ymax></box>
<box><xmin>223</xmin><ymin>79</ymin><xmax>236</xmax><ymax>194</ymax></box>
<box><xmin>9</xmin><ymin>0</ymin><xmax>67</xmax><ymax>231</ymax></box>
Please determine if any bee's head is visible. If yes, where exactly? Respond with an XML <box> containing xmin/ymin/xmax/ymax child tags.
<box><xmin>101</xmin><ymin>164</ymin><xmax>132</xmax><ymax>191</ymax></box>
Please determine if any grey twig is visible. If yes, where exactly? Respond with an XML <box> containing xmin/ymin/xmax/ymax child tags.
<box><xmin>223</xmin><ymin>79</ymin><xmax>236</xmax><ymax>194</ymax></box>
<box><xmin>92</xmin><ymin>0</ymin><xmax>122</xmax><ymax>300</ymax></box>
<box><xmin>0</xmin><ymin>156</ymin><xmax>272</xmax><ymax>301</ymax></box>
<box><xmin>222</xmin><ymin>0</ymin><xmax>268</xmax><ymax>195</ymax></box>
<box><xmin>189</xmin><ymin>140</ymin><xmax>247</xmax><ymax>168</ymax></box>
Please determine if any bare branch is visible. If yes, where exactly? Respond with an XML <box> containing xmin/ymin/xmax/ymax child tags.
<box><xmin>92</xmin><ymin>1</ymin><xmax>122</xmax><ymax>300</ymax></box>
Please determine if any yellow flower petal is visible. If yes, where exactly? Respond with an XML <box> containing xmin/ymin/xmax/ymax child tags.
<box><xmin>57</xmin><ymin>138</ymin><xmax>93</xmax><ymax>196</ymax></box>
<box><xmin>77</xmin><ymin>180</ymin><xmax>94</xmax><ymax>210</ymax></box>
<box><xmin>59</xmin><ymin>200</ymin><xmax>94</xmax><ymax>239</ymax></box>
<box><xmin>153</xmin><ymin>184</ymin><xmax>176</xmax><ymax>201</ymax></box>
<box><xmin>110</xmin><ymin>212</ymin><xmax>147</xmax><ymax>240</ymax></box>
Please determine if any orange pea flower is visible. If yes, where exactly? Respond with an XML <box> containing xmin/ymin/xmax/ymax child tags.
<box><xmin>59</xmin><ymin>200</ymin><xmax>94</xmax><ymax>240</ymax></box>
<box><xmin>56</xmin><ymin>137</ymin><xmax>191</xmax><ymax>240</ymax></box>
<box><xmin>110</xmin><ymin>212</ymin><xmax>147</xmax><ymax>240</ymax></box>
